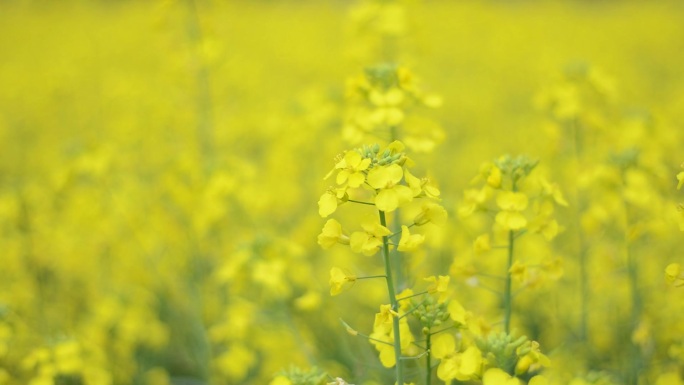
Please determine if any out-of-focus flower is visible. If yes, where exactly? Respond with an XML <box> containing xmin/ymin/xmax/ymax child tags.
<box><xmin>329</xmin><ymin>267</ymin><xmax>357</xmax><ymax>296</ymax></box>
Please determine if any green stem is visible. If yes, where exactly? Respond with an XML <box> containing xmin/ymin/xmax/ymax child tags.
<box><xmin>392</xmin><ymin>208</ymin><xmax>406</xmax><ymax>289</ymax></box>
<box><xmin>578</xmin><ymin>231</ymin><xmax>589</xmax><ymax>342</ymax></box>
<box><xmin>389</xmin><ymin>223</ymin><xmax>415</xmax><ymax>239</ymax></box>
<box><xmin>340</xmin><ymin>318</ymin><xmax>394</xmax><ymax>347</ymax></box>
<box><xmin>347</xmin><ymin>199</ymin><xmax>375</xmax><ymax>206</ymax></box>
<box><xmin>624</xmin><ymin>205</ymin><xmax>642</xmax><ymax>385</ymax></box>
<box><xmin>398</xmin><ymin>298</ymin><xmax>428</xmax><ymax>320</ymax></box>
<box><xmin>426</xmin><ymin>332</ymin><xmax>432</xmax><ymax>385</ymax></box>
<box><xmin>504</xmin><ymin>229</ymin><xmax>514</xmax><ymax>334</ymax></box>
<box><xmin>379</xmin><ymin>210</ymin><xmax>404</xmax><ymax>385</ymax></box>
<box><xmin>571</xmin><ymin>117</ymin><xmax>589</xmax><ymax>343</ymax></box>
<box><xmin>357</xmin><ymin>275</ymin><xmax>387</xmax><ymax>280</ymax></box>
<box><xmin>396</xmin><ymin>290</ymin><xmax>429</xmax><ymax>302</ymax></box>
<box><xmin>184</xmin><ymin>0</ymin><xmax>214</xmax><ymax>176</ymax></box>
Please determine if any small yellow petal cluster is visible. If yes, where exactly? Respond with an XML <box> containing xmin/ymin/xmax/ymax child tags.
<box><xmin>318</xmin><ymin>142</ymin><xmax>447</xmax><ymax>261</ymax></box>
<box><xmin>460</xmin><ymin>156</ymin><xmax>565</xmax><ymax>250</ymax></box>
<box><xmin>342</xmin><ymin>64</ymin><xmax>445</xmax><ymax>153</ymax></box>
<box><xmin>336</xmin><ymin>151</ymin><xmax>372</xmax><ymax>188</ymax></box>
<box><xmin>320</xmin><ymin>141</ymin><xmax>446</xmax><ymax>217</ymax></box>
<box><xmin>367</xmin><ymin>163</ymin><xmax>414</xmax><ymax>212</ymax></box>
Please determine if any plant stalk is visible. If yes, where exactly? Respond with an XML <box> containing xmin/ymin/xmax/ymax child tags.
<box><xmin>426</xmin><ymin>332</ymin><xmax>432</xmax><ymax>385</ymax></box>
<box><xmin>379</xmin><ymin>210</ymin><xmax>404</xmax><ymax>385</ymax></box>
<box><xmin>504</xmin><ymin>229</ymin><xmax>514</xmax><ymax>334</ymax></box>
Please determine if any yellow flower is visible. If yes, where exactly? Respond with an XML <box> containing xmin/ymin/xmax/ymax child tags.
<box><xmin>367</xmin><ymin>164</ymin><xmax>413</xmax><ymax>212</ymax></box>
<box><xmin>425</xmin><ymin>275</ymin><xmax>450</xmax><ymax>302</ymax></box>
<box><xmin>396</xmin><ymin>288</ymin><xmax>414</xmax><ymax>312</ymax></box>
<box><xmin>397</xmin><ymin>225</ymin><xmax>424</xmax><ymax>252</ymax></box>
<box><xmin>336</xmin><ymin>150</ymin><xmax>372</xmax><ymax>188</ymax></box>
<box><xmin>404</xmin><ymin>168</ymin><xmax>423</xmax><ymax>196</ymax></box>
<box><xmin>497</xmin><ymin>190</ymin><xmax>528</xmax><ymax>211</ymax></box>
<box><xmin>448</xmin><ymin>300</ymin><xmax>468</xmax><ymax>325</ymax></box>
<box><xmin>495</xmin><ymin>191</ymin><xmax>528</xmax><ymax>230</ymax></box>
<box><xmin>350</xmin><ymin>221</ymin><xmax>391</xmax><ymax>256</ymax></box>
<box><xmin>542</xmin><ymin>257</ymin><xmax>564</xmax><ymax>280</ymax></box>
<box><xmin>318</xmin><ymin>187</ymin><xmax>347</xmax><ymax>217</ymax></box>
<box><xmin>677</xmin><ymin>170</ymin><xmax>684</xmax><ymax>190</ymax></box>
<box><xmin>421</xmin><ymin>178</ymin><xmax>441</xmax><ymax>198</ymax></box>
<box><xmin>329</xmin><ymin>267</ymin><xmax>357</xmax><ymax>296</ymax></box>
<box><xmin>437</xmin><ymin>346</ymin><xmax>482</xmax><ymax>382</ymax></box>
<box><xmin>473</xmin><ymin>234</ymin><xmax>491</xmax><ymax>254</ymax></box>
<box><xmin>431</xmin><ymin>333</ymin><xmax>455</xmax><ymax>359</ymax></box>
<box><xmin>530</xmin><ymin>217</ymin><xmax>559</xmax><ymax>241</ymax></box>
<box><xmin>515</xmin><ymin>341</ymin><xmax>551</xmax><ymax>375</ymax></box>
<box><xmin>294</xmin><ymin>290</ymin><xmax>321</xmax><ymax>310</ymax></box>
<box><xmin>405</xmin><ymin>168</ymin><xmax>441</xmax><ymax>198</ymax></box>
<box><xmin>509</xmin><ymin>261</ymin><xmax>527</xmax><ymax>283</ymax></box>
<box><xmin>54</xmin><ymin>340</ymin><xmax>82</xmax><ymax>374</ymax></box>
<box><xmin>414</xmin><ymin>202</ymin><xmax>447</xmax><ymax>226</ymax></box>
<box><xmin>665</xmin><ymin>263</ymin><xmax>684</xmax><ymax>287</ymax></box>
<box><xmin>374</xmin><ymin>304</ymin><xmax>398</xmax><ymax>330</ymax></box>
<box><xmin>482</xmin><ymin>368</ymin><xmax>521</xmax><ymax>385</ymax></box>
<box><xmin>655</xmin><ymin>372</ymin><xmax>684</xmax><ymax>385</ymax></box>
<box><xmin>369</xmin><ymin>300</ymin><xmax>414</xmax><ymax>368</ymax></box>
<box><xmin>458</xmin><ymin>188</ymin><xmax>488</xmax><ymax>217</ymax></box>
<box><xmin>318</xmin><ymin>219</ymin><xmax>349</xmax><ymax>249</ymax></box>
<box><xmin>487</xmin><ymin>165</ymin><xmax>502</xmax><ymax>188</ymax></box>
<box><xmin>495</xmin><ymin>211</ymin><xmax>527</xmax><ymax>231</ymax></box>
<box><xmin>540</xmin><ymin>177</ymin><xmax>568</xmax><ymax>206</ymax></box>
<box><xmin>369</xmin><ymin>87</ymin><xmax>405</xmax><ymax>126</ymax></box>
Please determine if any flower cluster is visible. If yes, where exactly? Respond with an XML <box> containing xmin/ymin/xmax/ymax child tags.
<box><xmin>342</xmin><ymin>64</ymin><xmax>445</xmax><ymax>152</ymax></box>
<box><xmin>318</xmin><ymin>141</ymin><xmax>446</xmax><ymax>257</ymax></box>
<box><xmin>458</xmin><ymin>155</ymin><xmax>567</xmax><ymax>291</ymax></box>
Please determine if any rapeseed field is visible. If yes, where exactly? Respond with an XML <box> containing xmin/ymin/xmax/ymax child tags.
<box><xmin>1</xmin><ymin>1</ymin><xmax>683</xmax><ymax>384</ymax></box>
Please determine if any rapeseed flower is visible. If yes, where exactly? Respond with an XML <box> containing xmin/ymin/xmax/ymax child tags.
<box><xmin>335</xmin><ymin>150</ymin><xmax>372</xmax><ymax>188</ymax></box>
<box><xmin>367</xmin><ymin>164</ymin><xmax>413</xmax><ymax>212</ymax></box>
<box><xmin>318</xmin><ymin>188</ymin><xmax>347</xmax><ymax>217</ymax></box>
<box><xmin>482</xmin><ymin>368</ymin><xmax>521</xmax><ymax>385</ymax></box>
<box><xmin>436</xmin><ymin>345</ymin><xmax>482</xmax><ymax>382</ymax></box>
<box><xmin>495</xmin><ymin>191</ymin><xmax>529</xmax><ymax>230</ymax></box>
<box><xmin>413</xmin><ymin>202</ymin><xmax>447</xmax><ymax>226</ymax></box>
<box><xmin>329</xmin><ymin>267</ymin><xmax>357</xmax><ymax>296</ymax></box>
<box><xmin>318</xmin><ymin>219</ymin><xmax>350</xmax><ymax>249</ymax></box>
<box><xmin>424</xmin><ymin>275</ymin><xmax>450</xmax><ymax>302</ymax></box>
<box><xmin>397</xmin><ymin>225</ymin><xmax>424</xmax><ymax>251</ymax></box>
<box><xmin>350</xmin><ymin>221</ymin><xmax>391</xmax><ymax>256</ymax></box>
